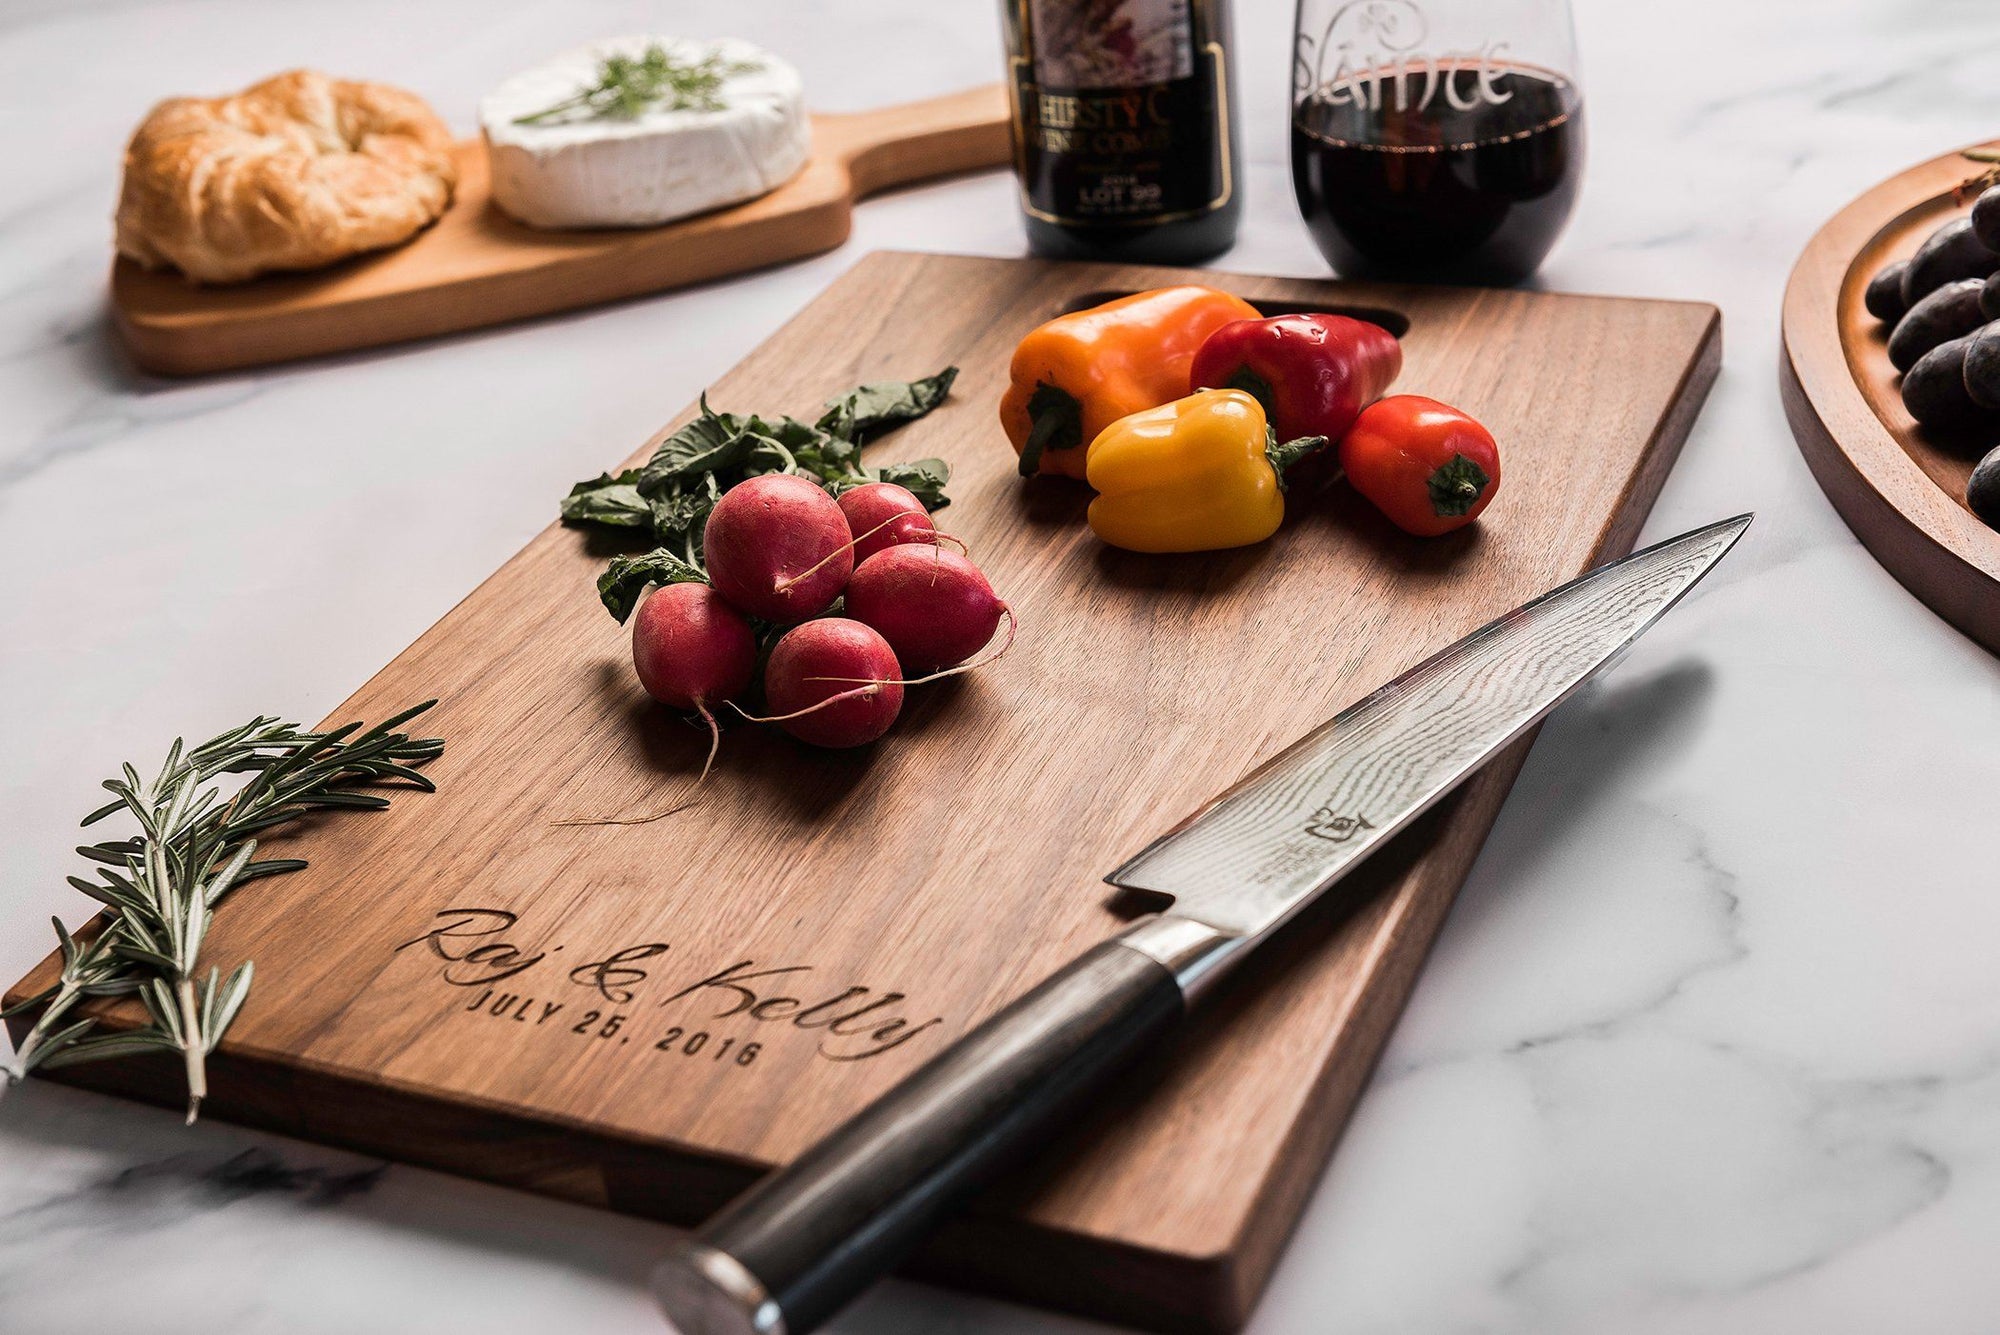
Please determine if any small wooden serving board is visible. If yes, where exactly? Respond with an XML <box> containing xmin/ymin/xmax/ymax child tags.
<box><xmin>110</xmin><ymin>85</ymin><xmax>1011</xmax><ymax>376</ymax></box>
<box><xmin>15</xmin><ymin>253</ymin><xmax>1719</xmax><ymax>1333</ymax></box>
<box><xmin>1781</xmin><ymin>140</ymin><xmax>2000</xmax><ymax>654</ymax></box>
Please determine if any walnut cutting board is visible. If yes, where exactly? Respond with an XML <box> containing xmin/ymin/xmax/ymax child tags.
<box><xmin>110</xmin><ymin>85</ymin><xmax>1010</xmax><ymax>376</ymax></box>
<box><xmin>12</xmin><ymin>253</ymin><xmax>1719</xmax><ymax>1334</ymax></box>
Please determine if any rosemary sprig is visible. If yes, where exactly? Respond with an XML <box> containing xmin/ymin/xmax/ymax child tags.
<box><xmin>3</xmin><ymin>704</ymin><xmax>444</xmax><ymax>1122</ymax></box>
<box><xmin>514</xmin><ymin>44</ymin><xmax>760</xmax><ymax>125</ymax></box>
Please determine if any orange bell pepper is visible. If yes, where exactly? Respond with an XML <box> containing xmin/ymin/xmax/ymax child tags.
<box><xmin>1000</xmin><ymin>285</ymin><xmax>1261</xmax><ymax>479</ymax></box>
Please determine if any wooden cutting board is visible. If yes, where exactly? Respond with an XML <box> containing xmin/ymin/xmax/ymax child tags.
<box><xmin>12</xmin><ymin>252</ymin><xmax>1719</xmax><ymax>1334</ymax></box>
<box><xmin>110</xmin><ymin>85</ymin><xmax>1010</xmax><ymax>376</ymax></box>
<box><xmin>1781</xmin><ymin>139</ymin><xmax>2000</xmax><ymax>655</ymax></box>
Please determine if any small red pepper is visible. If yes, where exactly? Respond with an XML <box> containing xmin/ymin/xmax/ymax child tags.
<box><xmin>1189</xmin><ymin>313</ymin><xmax>1403</xmax><ymax>469</ymax></box>
<box><xmin>1339</xmin><ymin>395</ymin><xmax>1501</xmax><ymax>536</ymax></box>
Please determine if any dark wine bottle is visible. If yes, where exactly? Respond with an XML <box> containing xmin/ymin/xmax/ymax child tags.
<box><xmin>1002</xmin><ymin>0</ymin><xmax>1241</xmax><ymax>265</ymax></box>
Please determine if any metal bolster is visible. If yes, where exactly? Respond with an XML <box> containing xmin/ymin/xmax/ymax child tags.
<box><xmin>652</xmin><ymin>1240</ymin><xmax>787</xmax><ymax>1335</ymax></box>
<box><xmin>1112</xmin><ymin>914</ymin><xmax>1249</xmax><ymax>1006</ymax></box>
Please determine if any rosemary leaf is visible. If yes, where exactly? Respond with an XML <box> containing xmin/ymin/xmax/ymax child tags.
<box><xmin>74</xmin><ymin>843</ymin><xmax>132</xmax><ymax>866</ymax></box>
<box><xmin>0</xmin><ymin>982</ymin><xmax>56</xmax><ymax>1020</ymax></box>
<box><xmin>40</xmin><ymin>1031</ymin><xmax>178</xmax><ymax>1070</ymax></box>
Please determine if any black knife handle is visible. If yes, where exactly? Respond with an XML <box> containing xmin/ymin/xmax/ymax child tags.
<box><xmin>651</xmin><ymin>930</ymin><xmax>1200</xmax><ymax>1335</ymax></box>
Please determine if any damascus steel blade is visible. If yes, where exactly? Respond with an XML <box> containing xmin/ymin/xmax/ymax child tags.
<box><xmin>1107</xmin><ymin>515</ymin><xmax>1750</xmax><ymax>937</ymax></box>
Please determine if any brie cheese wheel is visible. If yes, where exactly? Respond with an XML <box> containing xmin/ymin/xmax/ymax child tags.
<box><xmin>481</xmin><ymin>36</ymin><xmax>810</xmax><ymax>230</ymax></box>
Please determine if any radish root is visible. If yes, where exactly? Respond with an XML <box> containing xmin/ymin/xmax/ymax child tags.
<box><xmin>804</xmin><ymin>605</ymin><xmax>1017</xmax><ymax>687</ymax></box>
<box><xmin>731</xmin><ymin>682</ymin><xmax>885</xmax><ymax>725</ymax></box>
<box><xmin>552</xmin><ymin>702</ymin><xmax>722</xmax><ymax>827</ymax></box>
<box><xmin>772</xmin><ymin>516</ymin><xmax>900</xmax><ymax>594</ymax></box>
<box><xmin>771</xmin><ymin>515</ymin><xmax>961</xmax><ymax>592</ymax></box>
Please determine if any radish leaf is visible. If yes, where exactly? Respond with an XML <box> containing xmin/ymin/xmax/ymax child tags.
<box><xmin>600</xmin><ymin>549</ymin><xmax>709</xmax><ymax>622</ymax></box>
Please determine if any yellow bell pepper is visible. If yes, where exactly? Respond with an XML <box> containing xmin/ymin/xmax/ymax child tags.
<box><xmin>1084</xmin><ymin>389</ymin><xmax>1324</xmax><ymax>553</ymax></box>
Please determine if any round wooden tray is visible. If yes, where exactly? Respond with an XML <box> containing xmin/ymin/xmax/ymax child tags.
<box><xmin>1780</xmin><ymin>140</ymin><xmax>2000</xmax><ymax>653</ymax></box>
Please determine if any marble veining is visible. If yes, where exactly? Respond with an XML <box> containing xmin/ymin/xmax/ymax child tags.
<box><xmin>5</xmin><ymin>1</ymin><xmax>2000</xmax><ymax>1333</ymax></box>
<box><xmin>7</xmin><ymin>1148</ymin><xmax>390</xmax><ymax>1237</ymax></box>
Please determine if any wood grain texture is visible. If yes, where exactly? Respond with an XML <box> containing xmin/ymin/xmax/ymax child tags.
<box><xmin>1780</xmin><ymin>139</ymin><xmax>2000</xmax><ymax>655</ymax></box>
<box><xmin>109</xmin><ymin>85</ymin><xmax>1010</xmax><ymax>376</ymax></box>
<box><xmin>11</xmin><ymin>252</ymin><xmax>1720</xmax><ymax>1333</ymax></box>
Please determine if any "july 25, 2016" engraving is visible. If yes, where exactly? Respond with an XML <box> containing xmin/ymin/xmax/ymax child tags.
<box><xmin>395</xmin><ymin>907</ymin><xmax>944</xmax><ymax>1069</ymax></box>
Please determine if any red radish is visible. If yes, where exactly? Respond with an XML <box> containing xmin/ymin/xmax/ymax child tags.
<box><xmin>703</xmin><ymin>474</ymin><xmax>853</xmax><ymax>623</ymax></box>
<box><xmin>561</xmin><ymin>582</ymin><xmax>755</xmax><ymax>825</ymax></box>
<box><xmin>837</xmin><ymin>482</ymin><xmax>940</xmax><ymax>564</ymax></box>
<box><xmin>843</xmin><ymin>546</ymin><xmax>1011</xmax><ymax>671</ymax></box>
<box><xmin>757</xmin><ymin>618</ymin><xmax>904</xmax><ymax>748</ymax></box>
<box><xmin>631</xmin><ymin>582</ymin><xmax>758</xmax><ymax>713</ymax></box>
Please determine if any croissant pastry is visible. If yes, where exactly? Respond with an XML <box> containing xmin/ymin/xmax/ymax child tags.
<box><xmin>115</xmin><ymin>69</ymin><xmax>458</xmax><ymax>284</ymax></box>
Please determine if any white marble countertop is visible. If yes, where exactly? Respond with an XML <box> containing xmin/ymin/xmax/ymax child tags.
<box><xmin>6</xmin><ymin>1</ymin><xmax>2000</xmax><ymax>1332</ymax></box>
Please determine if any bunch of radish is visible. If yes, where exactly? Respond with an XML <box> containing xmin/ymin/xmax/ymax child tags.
<box><xmin>630</xmin><ymin>476</ymin><xmax>1014</xmax><ymax>767</ymax></box>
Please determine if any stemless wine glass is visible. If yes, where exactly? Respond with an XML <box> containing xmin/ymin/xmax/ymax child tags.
<box><xmin>1290</xmin><ymin>0</ymin><xmax>1585</xmax><ymax>285</ymax></box>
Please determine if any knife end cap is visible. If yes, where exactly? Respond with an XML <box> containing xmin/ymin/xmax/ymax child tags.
<box><xmin>653</xmin><ymin>1241</ymin><xmax>785</xmax><ymax>1335</ymax></box>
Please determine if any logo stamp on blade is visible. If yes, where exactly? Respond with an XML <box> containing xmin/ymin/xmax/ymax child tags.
<box><xmin>1305</xmin><ymin>808</ymin><xmax>1374</xmax><ymax>842</ymax></box>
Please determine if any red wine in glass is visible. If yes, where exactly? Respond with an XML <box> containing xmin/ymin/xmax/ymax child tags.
<box><xmin>1292</xmin><ymin>65</ymin><xmax>1584</xmax><ymax>286</ymax></box>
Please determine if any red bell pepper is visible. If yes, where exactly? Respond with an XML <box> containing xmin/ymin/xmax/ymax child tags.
<box><xmin>1189</xmin><ymin>314</ymin><xmax>1403</xmax><ymax>469</ymax></box>
<box><xmin>1339</xmin><ymin>395</ymin><xmax>1501</xmax><ymax>536</ymax></box>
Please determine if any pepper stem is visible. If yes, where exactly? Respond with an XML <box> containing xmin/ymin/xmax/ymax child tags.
<box><xmin>1018</xmin><ymin>382</ymin><xmax>1083</xmax><ymax>477</ymax></box>
<box><xmin>1426</xmin><ymin>452</ymin><xmax>1492</xmax><ymax>517</ymax></box>
<box><xmin>1264</xmin><ymin>429</ymin><xmax>1329</xmax><ymax>491</ymax></box>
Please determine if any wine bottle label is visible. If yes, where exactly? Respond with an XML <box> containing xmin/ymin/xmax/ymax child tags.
<box><xmin>1029</xmin><ymin>0</ymin><xmax>1192</xmax><ymax>86</ymax></box>
<box><xmin>1010</xmin><ymin>0</ymin><xmax>1231</xmax><ymax>227</ymax></box>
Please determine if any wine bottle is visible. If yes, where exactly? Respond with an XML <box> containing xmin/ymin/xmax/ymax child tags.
<box><xmin>1002</xmin><ymin>0</ymin><xmax>1241</xmax><ymax>265</ymax></box>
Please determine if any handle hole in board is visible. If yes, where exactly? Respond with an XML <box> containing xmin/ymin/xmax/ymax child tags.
<box><xmin>1055</xmin><ymin>289</ymin><xmax>1410</xmax><ymax>339</ymax></box>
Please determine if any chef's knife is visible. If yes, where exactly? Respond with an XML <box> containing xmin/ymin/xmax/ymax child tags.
<box><xmin>653</xmin><ymin>514</ymin><xmax>1751</xmax><ymax>1335</ymax></box>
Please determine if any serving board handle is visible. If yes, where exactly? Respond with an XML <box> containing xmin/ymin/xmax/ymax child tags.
<box><xmin>652</xmin><ymin>933</ymin><xmax>1185</xmax><ymax>1335</ymax></box>
<box><xmin>821</xmin><ymin>83</ymin><xmax>1014</xmax><ymax>199</ymax></box>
